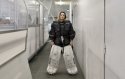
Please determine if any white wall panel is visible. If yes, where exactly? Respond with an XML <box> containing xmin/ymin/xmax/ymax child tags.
<box><xmin>0</xmin><ymin>53</ymin><xmax>32</xmax><ymax>79</ymax></box>
<box><xmin>72</xmin><ymin>0</ymin><xmax>104</xmax><ymax>79</ymax></box>
<box><xmin>26</xmin><ymin>26</ymin><xmax>44</xmax><ymax>60</ymax></box>
<box><xmin>44</xmin><ymin>24</ymin><xmax>49</xmax><ymax>43</ymax></box>
<box><xmin>39</xmin><ymin>5</ymin><xmax>44</xmax><ymax>46</ymax></box>
<box><xmin>26</xmin><ymin>27</ymin><xmax>37</xmax><ymax>59</ymax></box>
<box><xmin>35</xmin><ymin>27</ymin><xmax>40</xmax><ymax>50</ymax></box>
<box><xmin>43</xmin><ymin>7</ymin><xmax>49</xmax><ymax>43</ymax></box>
<box><xmin>29</xmin><ymin>27</ymin><xmax>36</xmax><ymax>57</ymax></box>
<box><xmin>105</xmin><ymin>0</ymin><xmax>125</xmax><ymax>79</ymax></box>
<box><xmin>0</xmin><ymin>31</ymin><xmax>26</xmax><ymax>65</ymax></box>
<box><xmin>73</xmin><ymin>0</ymin><xmax>125</xmax><ymax>79</ymax></box>
<box><xmin>0</xmin><ymin>30</ymin><xmax>32</xmax><ymax>79</ymax></box>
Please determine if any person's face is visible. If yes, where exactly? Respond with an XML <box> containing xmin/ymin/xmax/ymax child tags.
<box><xmin>59</xmin><ymin>13</ymin><xmax>66</xmax><ymax>20</ymax></box>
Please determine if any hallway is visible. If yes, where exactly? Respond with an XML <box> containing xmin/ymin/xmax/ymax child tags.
<box><xmin>29</xmin><ymin>42</ymin><xmax>84</xmax><ymax>79</ymax></box>
<box><xmin>0</xmin><ymin>0</ymin><xmax>125</xmax><ymax>79</ymax></box>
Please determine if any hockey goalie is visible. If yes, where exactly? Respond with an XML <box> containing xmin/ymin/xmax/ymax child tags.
<box><xmin>47</xmin><ymin>11</ymin><xmax>78</xmax><ymax>75</ymax></box>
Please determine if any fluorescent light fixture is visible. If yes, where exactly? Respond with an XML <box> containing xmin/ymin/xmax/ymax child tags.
<box><xmin>36</xmin><ymin>1</ymin><xmax>39</xmax><ymax>5</ymax></box>
<box><xmin>29</xmin><ymin>0</ymin><xmax>39</xmax><ymax>5</ymax></box>
<box><xmin>55</xmin><ymin>1</ymin><xmax>64</xmax><ymax>5</ymax></box>
<box><xmin>55</xmin><ymin>1</ymin><xmax>70</xmax><ymax>5</ymax></box>
<box><xmin>9</xmin><ymin>0</ymin><xmax>14</xmax><ymax>2</ymax></box>
<box><xmin>60</xmin><ymin>1</ymin><xmax>63</xmax><ymax>5</ymax></box>
<box><xmin>30</xmin><ymin>1</ymin><xmax>36</xmax><ymax>4</ymax></box>
<box><xmin>5</xmin><ymin>17</ymin><xmax>11</xmax><ymax>20</ymax></box>
<box><xmin>67</xmin><ymin>9</ymin><xmax>69</xmax><ymax>11</ymax></box>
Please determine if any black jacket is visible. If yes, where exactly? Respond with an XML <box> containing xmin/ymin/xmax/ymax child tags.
<box><xmin>49</xmin><ymin>20</ymin><xmax>75</xmax><ymax>47</ymax></box>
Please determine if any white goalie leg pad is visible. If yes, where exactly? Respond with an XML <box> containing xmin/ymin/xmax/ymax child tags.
<box><xmin>47</xmin><ymin>45</ymin><xmax>62</xmax><ymax>74</ymax></box>
<box><xmin>63</xmin><ymin>45</ymin><xmax>78</xmax><ymax>74</ymax></box>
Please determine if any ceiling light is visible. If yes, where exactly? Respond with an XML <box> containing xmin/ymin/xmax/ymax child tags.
<box><xmin>59</xmin><ymin>1</ymin><xmax>63</xmax><ymax>5</ymax></box>
<box><xmin>55</xmin><ymin>1</ymin><xmax>71</xmax><ymax>5</ymax></box>
<box><xmin>67</xmin><ymin>9</ymin><xmax>69</xmax><ymax>11</ymax></box>
<box><xmin>29</xmin><ymin>1</ymin><xmax>39</xmax><ymax>5</ymax></box>
<box><xmin>9</xmin><ymin>0</ymin><xmax>14</xmax><ymax>2</ymax></box>
<box><xmin>55</xmin><ymin>1</ymin><xmax>64</xmax><ymax>5</ymax></box>
<box><xmin>5</xmin><ymin>17</ymin><xmax>10</xmax><ymax>20</ymax></box>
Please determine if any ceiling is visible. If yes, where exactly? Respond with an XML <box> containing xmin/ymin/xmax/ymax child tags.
<box><xmin>54</xmin><ymin>0</ymin><xmax>71</xmax><ymax>18</ymax></box>
<box><xmin>39</xmin><ymin>0</ymin><xmax>71</xmax><ymax>18</ymax></box>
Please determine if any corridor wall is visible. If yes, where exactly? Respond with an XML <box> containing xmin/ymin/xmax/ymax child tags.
<box><xmin>25</xmin><ymin>0</ymin><xmax>42</xmax><ymax>60</ymax></box>
<box><xmin>72</xmin><ymin>0</ymin><xmax>125</xmax><ymax>79</ymax></box>
<box><xmin>105</xmin><ymin>0</ymin><xmax>125</xmax><ymax>79</ymax></box>
<box><xmin>0</xmin><ymin>31</ymin><xmax>32</xmax><ymax>79</ymax></box>
<box><xmin>72</xmin><ymin>0</ymin><xmax>105</xmax><ymax>79</ymax></box>
<box><xmin>0</xmin><ymin>0</ymin><xmax>32</xmax><ymax>79</ymax></box>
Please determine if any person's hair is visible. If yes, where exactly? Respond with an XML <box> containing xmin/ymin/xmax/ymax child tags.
<box><xmin>59</xmin><ymin>11</ymin><xmax>66</xmax><ymax>19</ymax></box>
